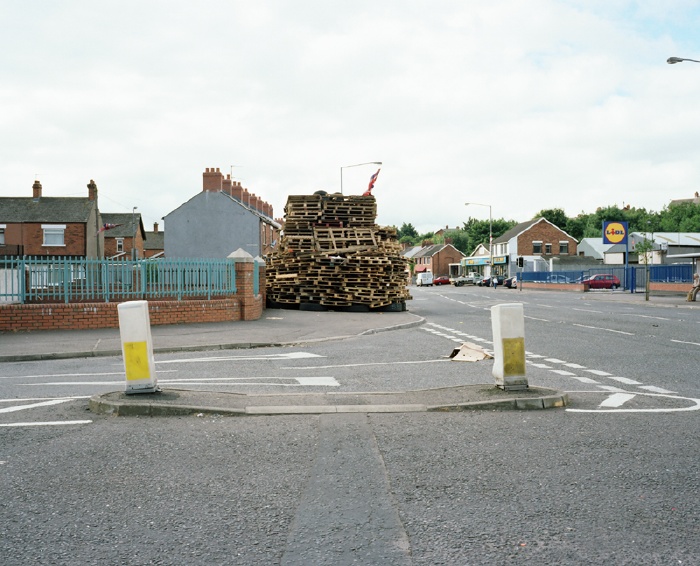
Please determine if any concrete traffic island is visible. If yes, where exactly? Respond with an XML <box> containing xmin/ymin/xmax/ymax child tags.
<box><xmin>89</xmin><ymin>385</ymin><xmax>568</xmax><ymax>417</ymax></box>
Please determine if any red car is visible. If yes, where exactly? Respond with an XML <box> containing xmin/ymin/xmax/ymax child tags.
<box><xmin>582</xmin><ymin>274</ymin><xmax>621</xmax><ymax>289</ymax></box>
<box><xmin>432</xmin><ymin>276</ymin><xmax>451</xmax><ymax>286</ymax></box>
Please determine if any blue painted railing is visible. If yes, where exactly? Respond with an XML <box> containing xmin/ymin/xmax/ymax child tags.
<box><xmin>0</xmin><ymin>257</ymin><xmax>238</xmax><ymax>304</ymax></box>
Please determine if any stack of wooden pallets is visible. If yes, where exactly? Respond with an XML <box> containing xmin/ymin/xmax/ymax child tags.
<box><xmin>266</xmin><ymin>194</ymin><xmax>411</xmax><ymax>310</ymax></box>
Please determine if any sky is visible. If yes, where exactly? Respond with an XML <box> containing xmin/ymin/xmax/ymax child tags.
<box><xmin>2</xmin><ymin>1</ymin><xmax>700</xmax><ymax>235</ymax></box>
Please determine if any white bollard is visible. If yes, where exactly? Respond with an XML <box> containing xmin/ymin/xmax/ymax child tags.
<box><xmin>490</xmin><ymin>303</ymin><xmax>528</xmax><ymax>390</ymax></box>
<box><xmin>117</xmin><ymin>300</ymin><xmax>159</xmax><ymax>394</ymax></box>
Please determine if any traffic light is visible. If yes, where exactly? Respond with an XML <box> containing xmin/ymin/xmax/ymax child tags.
<box><xmin>516</xmin><ymin>256</ymin><xmax>524</xmax><ymax>268</ymax></box>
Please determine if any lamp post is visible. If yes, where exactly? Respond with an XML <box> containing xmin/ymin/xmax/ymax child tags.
<box><xmin>667</xmin><ymin>57</ymin><xmax>700</xmax><ymax>64</ymax></box>
<box><xmin>465</xmin><ymin>202</ymin><xmax>492</xmax><ymax>278</ymax></box>
<box><xmin>132</xmin><ymin>207</ymin><xmax>138</xmax><ymax>260</ymax></box>
<box><xmin>340</xmin><ymin>161</ymin><xmax>382</xmax><ymax>194</ymax></box>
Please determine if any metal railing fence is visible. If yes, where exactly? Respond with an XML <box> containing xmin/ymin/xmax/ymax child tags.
<box><xmin>0</xmin><ymin>256</ymin><xmax>239</xmax><ymax>304</ymax></box>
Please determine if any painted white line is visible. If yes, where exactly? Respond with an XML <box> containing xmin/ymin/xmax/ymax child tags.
<box><xmin>0</xmin><ymin>371</ymin><xmax>176</xmax><ymax>380</ymax></box>
<box><xmin>567</xmin><ymin>393</ymin><xmax>700</xmax><ymax>413</ymax></box>
<box><xmin>551</xmin><ymin>370</ymin><xmax>577</xmax><ymax>376</ymax></box>
<box><xmin>157</xmin><ymin>352</ymin><xmax>325</xmax><ymax>364</ymax></box>
<box><xmin>598</xmin><ymin>386</ymin><xmax>627</xmax><ymax>392</ymax></box>
<box><xmin>545</xmin><ymin>358</ymin><xmax>566</xmax><ymax>364</ymax></box>
<box><xmin>528</xmin><ymin>363</ymin><xmax>552</xmax><ymax>369</ymax></box>
<box><xmin>620</xmin><ymin>314</ymin><xmax>670</xmax><ymax>321</ymax></box>
<box><xmin>599</xmin><ymin>393</ymin><xmax>636</xmax><ymax>408</ymax></box>
<box><xmin>0</xmin><ymin>421</ymin><xmax>93</xmax><ymax>427</ymax></box>
<box><xmin>295</xmin><ymin>377</ymin><xmax>340</xmax><ymax>386</ymax></box>
<box><xmin>639</xmin><ymin>385</ymin><xmax>676</xmax><ymax>394</ymax></box>
<box><xmin>606</xmin><ymin>376</ymin><xmax>642</xmax><ymax>385</ymax></box>
<box><xmin>526</xmin><ymin>354</ymin><xmax>545</xmax><ymax>358</ymax></box>
<box><xmin>524</xmin><ymin>316</ymin><xmax>550</xmax><ymax>322</ymax></box>
<box><xmin>670</xmin><ymin>339</ymin><xmax>700</xmax><ymax>347</ymax></box>
<box><xmin>586</xmin><ymin>370</ymin><xmax>612</xmax><ymax>376</ymax></box>
<box><xmin>573</xmin><ymin>324</ymin><xmax>634</xmax><ymax>335</ymax></box>
<box><xmin>0</xmin><ymin>399</ymin><xmax>72</xmax><ymax>414</ymax></box>
<box><xmin>564</xmin><ymin>363</ymin><xmax>587</xmax><ymax>369</ymax></box>
<box><xmin>0</xmin><ymin>396</ymin><xmax>91</xmax><ymax>404</ymax></box>
<box><xmin>289</xmin><ymin>359</ymin><xmax>448</xmax><ymax>370</ymax></box>
<box><xmin>573</xmin><ymin>308</ymin><xmax>603</xmax><ymax>313</ymax></box>
<box><xmin>570</xmin><ymin>376</ymin><xmax>600</xmax><ymax>384</ymax></box>
<box><xmin>535</xmin><ymin>304</ymin><xmax>554</xmax><ymax>308</ymax></box>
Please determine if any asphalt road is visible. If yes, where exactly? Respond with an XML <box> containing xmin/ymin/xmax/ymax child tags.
<box><xmin>1</xmin><ymin>287</ymin><xmax>698</xmax><ymax>564</ymax></box>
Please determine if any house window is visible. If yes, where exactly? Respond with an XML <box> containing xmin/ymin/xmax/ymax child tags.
<box><xmin>0</xmin><ymin>225</ymin><xmax>5</xmax><ymax>245</ymax></box>
<box><xmin>545</xmin><ymin>243</ymin><xmax>552</xmax><ymax>254</ymax></box>
<box><xmin>42</xmin><ymin>224</ymin><xmax>65</xmax><ymax>247</ymax></box>
<box><xmin>559</xmin><ymin>241</ymin><xmax>569</xmax><ymax>254</ymax></box>
<box><xmin>532</xmin><ymin>241</ymin><xmax>542</xmax><ymax>254</ymax></box>
<box><xmin>116</xmin><ymin>238</ymin><xmax>124</xmax><ymax>253</ymax></box>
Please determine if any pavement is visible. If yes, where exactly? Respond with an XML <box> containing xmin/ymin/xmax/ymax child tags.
<box><xmin>2</xmin><ymin>290</ymin><xmax>696</xmax><ymax>416</ymax></box>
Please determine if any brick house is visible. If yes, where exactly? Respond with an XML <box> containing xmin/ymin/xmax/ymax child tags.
<box><xmin>492</xmin><ymin>218</ymin><xmax>578</xmax><ymax>276</ymax></box>
<box><xmin>164</xmin><ymin>168</ymin><xmax>280</xmax><ymax>259</ymax></box>
<box><xmin>144</xmin><ymin>222</ymin><xmax>165</xmax><ymax>258</ymax></box>
<box><xmin>0</xmin><ymin>179</ymin><xmax>102</xmax><ymax>258</ymax></box>
<box><xmin>100</xmin><ymin>212</ymin><xmax>146</xmax><ymax>259</ymax></box>
<box><xmin>410</xmin><ymin>244</ymin><xmax>466</xmax><ymax>277</ymax></box>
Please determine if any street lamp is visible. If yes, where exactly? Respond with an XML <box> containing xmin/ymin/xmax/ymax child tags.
<box><xmin>132</xmin><ymin>206</ymin><xmax>138</xmax><ymax>260</ymax></box>
<box><xmin>667</xmin><ymin>57</ymin><xmax>700</xmax><ymax>64</ymax></box>
<box><xmin>465</xmin><ymin>202</ymin><xmax>492</xmax><ymax>278</ymax></box>
<box><xmin>340</xmin><ymin>161</ymin><xmax>382</xmax><ymax>194</ymax></box>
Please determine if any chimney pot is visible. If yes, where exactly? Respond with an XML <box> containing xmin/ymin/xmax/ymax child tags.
<box><xmin>153</xmin><ymin>222</ymin><xmax>159</xmax><ymax>233</ymax></box>
<box><xmin>32</xmin><ymin>179</ymin><xmax>42</xmax><ymax>199</ymax></box>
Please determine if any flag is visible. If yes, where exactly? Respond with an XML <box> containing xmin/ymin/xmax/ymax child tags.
<box><xmin>96</xmin><ymin>223</ymin><xmax>122</xmax><ymax>235</ymax></box>
<box><xmin>363</xmin><ymin>168</ymin><xmax>381</xmax><ymax>196</ymax></box>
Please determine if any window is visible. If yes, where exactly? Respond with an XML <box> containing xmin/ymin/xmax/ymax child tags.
<box><xmin>532</xmin><ymin>241</ymin><xmax>542</xmax><ymax>254</ymax></box>
<box><xmin>545</xmin><ymin>243</ymin><xmax>552</xmax><ymax>254</ymax></box>
<box><xmin>42</xmin><ymin>224</ymin><xmax>65</xmax><ymax>246</ymax></box>
<box><xmin>559</xmin><ymin>241</ymin><xmax>569</xmax><ymax>254</ymax></box>
<box><xmin>0</xmin><ymin>225</ymin><xmax>5</xmax><ymax>245</ymax></box>
<box><xmin>116</xmin><ymin>238</ymin><xmax>124</xmax><ymax>253</ymax></box>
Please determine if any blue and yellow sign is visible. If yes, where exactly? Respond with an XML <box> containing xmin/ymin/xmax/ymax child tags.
<box><xmin>603</xmin><ymin>221</ymin><xmax>628</xmax><ymax>245</ymax></box>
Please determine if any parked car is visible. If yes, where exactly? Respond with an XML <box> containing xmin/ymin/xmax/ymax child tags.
<box><xmin>582</xmin><ymin>274</ymin><xmax>621</xmax><ymax>289</ymax></box>
<box><xmin>546</xmin><ymin>274</ymin><xmax>572</xmax><ymax>284</ymax></box>
<box><xmin>416</xmin><ymin>272</ymin><xmax>433</xmax><ymax>286</ymax></box>
<box><xmin>479</xmin><ymin>275</ymin><xmax>505</xmax><ymax>287</ymax></box>
<box><xmin>433</xmin><ymin>275</ymin><xmax>451</xmax><ymax>286</ymax></box>
<box><xmin>504</xmin><ymin>275</ymin><xmax>518</xmax><ymax>288</ymax></box>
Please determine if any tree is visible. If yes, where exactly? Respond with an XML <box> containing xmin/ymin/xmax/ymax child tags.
<box><xmin>534</xmin><ymin>208</ymin><xmax>568</xmax><ymax>231</ymax></box>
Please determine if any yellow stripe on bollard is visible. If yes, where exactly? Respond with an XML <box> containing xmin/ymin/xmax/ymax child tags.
<box><xmin>123</xmin><ymin>341</ymin><xmax>151</xmax><ymax>381</ymax></box>
<box><xmin>502</xmin><ymin>337</ymin><xmax>526</xmax><ymax>376</ymax></box>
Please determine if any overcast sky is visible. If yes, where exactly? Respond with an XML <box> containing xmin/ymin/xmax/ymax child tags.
<box><xmin>2</xmin><ymin>1</ymin><xmax>700</xmax><ymax>234</ymax></box>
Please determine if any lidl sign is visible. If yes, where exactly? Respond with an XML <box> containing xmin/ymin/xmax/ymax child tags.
<box><xmin>602</xmin><ymin>221</ymin><xmax>628</xmax><ymax>245</ymax></box>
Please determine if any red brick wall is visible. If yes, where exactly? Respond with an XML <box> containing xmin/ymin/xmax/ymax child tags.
<box><xmin>517</xmin><ymin>221</ymin><xmax>577</xmax><ymax>257</ymax></box>
<box><xmin>22</xmin><ymin>223</ymin><xmax>87</xmax><ymax>256</ymax></box>
<box><xmin>0</xmin><ymin>263</ymin><xmax>267</xmax><ymax>331</ymax></box>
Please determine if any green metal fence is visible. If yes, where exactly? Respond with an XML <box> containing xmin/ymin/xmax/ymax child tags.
<box><xmin>0</xmin><ymin>257</ymin><xmax>239</xmax><ymax>304</ymax></box>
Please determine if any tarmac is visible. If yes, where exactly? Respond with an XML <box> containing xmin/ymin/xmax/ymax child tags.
<box><xmin>1</xmin><ymin>289</ymin><xmax>696</xmax><ymax>416</ymax></box>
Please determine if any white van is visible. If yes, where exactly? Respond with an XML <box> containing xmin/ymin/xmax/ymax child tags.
<box><xmin>416</xmin><ymin>272</ymin><xmax>433</xmax><ymax>286</ymax></box>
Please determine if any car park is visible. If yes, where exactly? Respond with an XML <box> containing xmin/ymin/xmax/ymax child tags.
<box><xmin>432</xmin><ymin>275</ymin><xmax>451</xmax><ymax>286</ymax></box>
<box><xmin>582</xmin><ymin>274</ymin><xmax>621</xmax><ymax>289</ymax></box>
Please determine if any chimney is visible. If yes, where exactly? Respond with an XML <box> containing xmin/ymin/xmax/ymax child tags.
<box><xmin>250</xmin><ymin>194</ymin><xmax>261</xmax><ymax>212</ymax></box>
<box><xmin>231</xmin><ymin>181</ymin><xmax>243</xmax><ymax>202</ymax></box>
<box><xmin>222</xmin><ymin>174</ymin><xmax>233</xmax><ymax>195</ymax></box>
<box><xmin>87</xmin><ymin>179</ymin><xmax>98</xmax><ymax>201</ymax></box>
<box><xmin>241</xmin><ymin>188</ymin><xmax>250</xmax><ymax>206</ymax></box>
<box><xmin>153</xmin><ymin>222</ymin><xmax>159</xmax><ymax>234</ymax></box>
<box><xmin>32</xmin><ymin>179</ymin><xmax>42</xmax><ymax>200</ymax></box>
<box><xmin>202</xmin><ymin>167</ymin><xmax>224</xmax><ymax>192</ymax></box>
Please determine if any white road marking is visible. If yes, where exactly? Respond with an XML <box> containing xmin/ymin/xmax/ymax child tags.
<box><xmin>545</xmin><ymin>358</ymin><xmax>566</xmax><ymax>364</ymax></box>
<box><xmin>289</xmin><ymin>359</ymin><xmax>448</xmax><ymax>370</ymax></box>
<box><xmin>528</xmin><ymin>363</ymin><xmax>552</xmax><ymax>369</ymax></box>
<box><xmin>524</xmin><ymin>316</ymin><xmax>550</xmax><ymax>322</ymax></box>
<box><xmin>573</xmin><ymin>324</ymin><xmax>634</xmax><ymax>335</ymax></box>
<box><xmin>0</xmin><ymin>399</ymin><xmax>72</xmax><ymax>414</ymax></box>
<box><xmin>639</xmin><ymin>385</ymin><xmax>676</xmax><ymax>394</ymax></box>
<box><xmin>620</xmin><ymin>313</ymin><xmax>670</xmax><ymax>321</ymax></box>
<box><xmin>564</xmin><ymin>363</ymin><xmax>587</xmax><ymax>369</ymax></box>
<box><xmin>0</xmin><ymin>421</ymin><xmax>92</xmax><ymax>427</ymax></box>
<box><xmin>573</xmin><ymin>308</ymin><xmax>603</xmax><ymax>313</ymax></box>
<box><xmin>157</xmin><ymin>352</ymin><xmax>324</xmax><ymax>364</ymax></box>
<box><xmin>598</xmin><ymin>386</ymin><xmax>628</xmax><ymax>392</ymax></box>
<box><xmin>606</xmin><ymin>376</ymin><xmax>642</xmax><ymax>385</ymax></box>
<box><xmin>551</xmin><ymin>370</ymin><xmax>577</xmax><ymax>376</ymax></box>
<box><xmin>569</xmin><ymin>376</ymin><xmax>600</xmax><ymax>384</ymax></box>
<box><xmin>567</xmin><ymin>392</ymin><xmax>700</xmax><ymax>413</ymax></box>
<box><xmin>0</xmin><ymin>370</ymin><xmax>177</xmax><ymax>380</ymax></box>
<box><xmin>670</xmin><ymin>339</ymin><xmax>700</xmax><ymax>347</ymax></box>
<box><xmin>586</xmin><ymin>370</ymin><xmax>612</xmax><ymax>376</ymax></box>
<box><xmin>599</xmin><ymin>393</ymin><xmax>636</xmax><ymax>408</ymax></box>
<box><xmin>0</xmin><ymin>396</ymin><xmax>91</xmax><ymax>403</ymax></box>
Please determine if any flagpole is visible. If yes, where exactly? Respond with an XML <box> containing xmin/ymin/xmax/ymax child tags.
<box><xmin>340</xmin><ymin>161</ymin><xmax>382</xmax><ymax>194</ymax></box>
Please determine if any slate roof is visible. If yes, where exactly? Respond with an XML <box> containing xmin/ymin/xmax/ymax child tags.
<box><xmin>100</xmin><ymin>213</ymin><xmax>145</xmax><ymax>239</ymax></box>
<box><xmin>144</xmin><ymin>230</ymin><xmax>164</xmax><ymax>250</ymax></box>
<box><xmin>0</xmin><ymin>197</ymin><xmax>96</xmax><ymax>223</ymax></box>
<box><xmin>492</xmin><ymin>219</ymin><xmax>541</xmax><ymax>244</ymax></box>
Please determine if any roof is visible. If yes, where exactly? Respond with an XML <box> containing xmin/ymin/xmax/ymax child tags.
<box><xmin>0</xmin><ymin>197</ymin><xmax>96</xmax><ymax>223</ymax></box>
<box><xmin>492</xmin><ymin>217</ymin><xmax>576</xmax><ymax>244</ymax></box>
<box><xmin>144</xmin><ymin>231</ymin><xmax>164</xmax><ymax>250</ymax></box>
<box><xmin>100</xmin><ymin>213</ymin><xmax>145</xmax><ymax>239</ymax></box>
<box><xmin>402</xmin><ymin>246</ymin><xmax>423</xmax><ymax>258</ymax></box>
<box><xmin>412</xmin><ymin>244</ymin><xmax>446</xmax><ymax>258</ymax></box>
<box><xmin>579</xmin><ymin>237</ymin><xmax>614</xmax><ymax>256</ymax></box>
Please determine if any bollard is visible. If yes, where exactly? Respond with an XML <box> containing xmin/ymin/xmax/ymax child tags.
<box><xmin>117</xmin><ymin>300</ymin><xmax>159</xmax><ymax>394</ymax></box>
<box><xmin>490</xmin><ymin>303</ymin><xmax>528</xmax><ymax>390</ymax></box>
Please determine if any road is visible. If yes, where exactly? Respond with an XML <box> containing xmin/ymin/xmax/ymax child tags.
<box><xmin>1</xmin><ymin>287</ymin><xmax>698</xmax><ymax>564</ymax></box>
